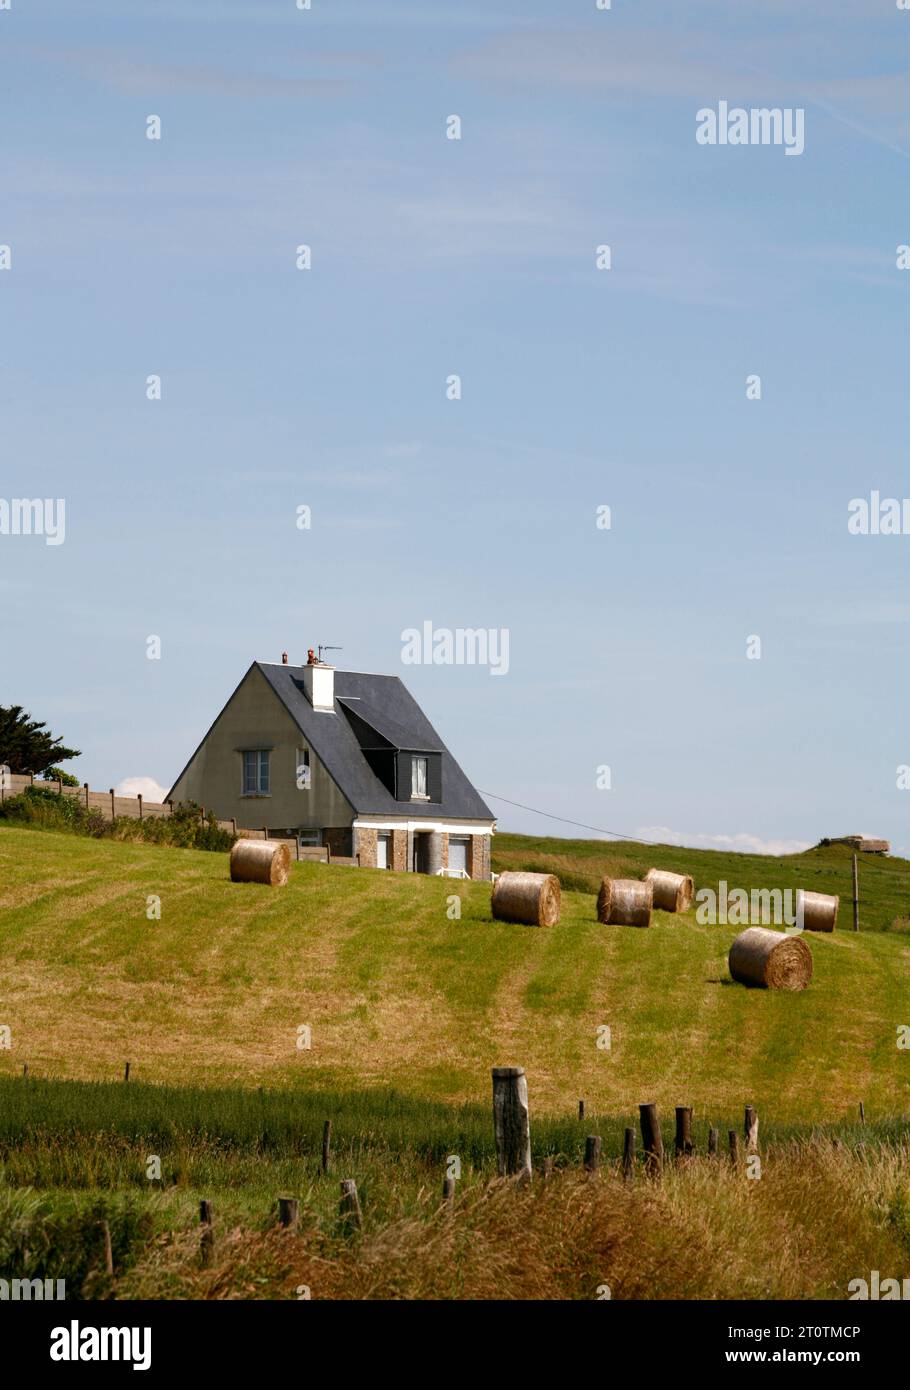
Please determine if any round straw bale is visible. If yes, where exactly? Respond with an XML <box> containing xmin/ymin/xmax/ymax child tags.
<box><xmin>796</xmin><ymin>889</ymin><xmax>839</xmax><ymax>933</ymax></box>
<box><xmin>596</xmin><ymin>877</ymin><xmax>613</xmax><ymax>924</ymax></box>
<box><xmin>728</xmin><ymin>926</ymin><xmax>812</xmax><ymax>990</ymax></box>
<box><xmin>644</xmin><ymin>868</ymin><xmax>694</xmax><ymax>913</ymax></box>
<box><xmin>599</xmin><ymin>878</ymin><xmax>653</xmax><ymax>928</ymax></box>
<box><xmin>492</xmin><ymin>871</ymin><xmax>560</xmax><ymax>927</ymax></box>
<box><xmin>230</xmin><ymin>838</ymin><xmax>291</xmax><ymax>887</ymax></box>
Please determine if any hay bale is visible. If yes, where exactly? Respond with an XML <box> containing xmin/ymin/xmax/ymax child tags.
<box><xmin>230</xmin><ymin>838</ymin><xmax>291</xmax><ymax>886</ymax></box>
<box><xmin>491</xmin><ymin>871</ymin><xmax>560</xmax><ymax>926</ymax></box>
<box><xmin>797</xmin><ymin>889</ymin><xmax>839</xmax><ymax>933</ymax></box>
<box><xmin>643</xmin><ymin>867</ymin><xmax>694</xmax><ymax>913</ymax></box>
<box><xmin>596</xmin><ymin>878</ymin><xmax>613</xmax><ymax>924</ymax></box>
<box><xmin>728</xmin><ymin>926</ymin><xmax>812</xmax><ymax>990</ymax></box>
<box><xmin>599</xmin><ymin>877</ymin><xmax>652</xmax><ymax>928</ymax></box>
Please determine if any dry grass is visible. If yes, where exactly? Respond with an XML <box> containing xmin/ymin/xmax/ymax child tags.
<box><xmin>115</xmin><ymin>1138</ymin><xmax>910</xmax><ymax>1300</ymax></box>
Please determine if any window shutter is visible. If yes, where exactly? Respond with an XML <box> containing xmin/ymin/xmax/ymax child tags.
<box><xmin>427</xmin><ymin>753</ymin><xmax>442</xmax><ymax>803</ymax></box>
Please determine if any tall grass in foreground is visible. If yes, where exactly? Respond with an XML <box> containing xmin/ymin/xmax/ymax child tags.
<box><xmin>5</xmin><ymin>1140</ymin><xmax>905</xmax><ymax>1301</ymax></box>
<box><xmin>1</xmin><ymin>1077</ymin><xmax>909</xmax><ymax>1298</ymax></box>
<box><xmin>175</xmin><ymin>1139</ymin><xmax>909</xmax><ymax>1301</ymax></box>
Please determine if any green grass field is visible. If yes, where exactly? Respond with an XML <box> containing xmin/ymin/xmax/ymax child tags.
<box><xmin>1</xmin><ymin>823</ymin><xmax>909</xmax><ymax>1299</ymax></box>
<box><xmin>1</xmin><ymin>825</ymin><xmax>908</xmax><ymax>1120</ymax></box>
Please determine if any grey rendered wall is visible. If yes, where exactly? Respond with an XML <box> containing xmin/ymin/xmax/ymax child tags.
<box><xmin>169</xmin><ymin>665</ymin><xmax>354</xmax><ymax>831</ymax></box>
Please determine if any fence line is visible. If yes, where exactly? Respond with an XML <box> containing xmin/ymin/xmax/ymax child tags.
<box><xmin>0</xmin><ymin>771</ymin><xmax>296</xmax><ymax>848</ymax></box>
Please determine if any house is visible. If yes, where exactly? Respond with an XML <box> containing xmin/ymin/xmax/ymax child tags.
<box><xmin>827</xmin><ymin>835</ymin><xmax>890</xmax><ymax>855</ymax></box>
<box><xmin>167</xmin><ymin>651</ymin><xmax>496</xmax><ymax>879</ymax></box>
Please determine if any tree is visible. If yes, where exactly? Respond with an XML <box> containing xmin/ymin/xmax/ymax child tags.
<box><xmin>0</xmin><ymin>706</ymin><xmax>81</xmax><ymax>775</ymax></box>
<box><xmin>40</xmin><ymin>766</ymin><xmax>81</xmax><ymax>787</ymax></box>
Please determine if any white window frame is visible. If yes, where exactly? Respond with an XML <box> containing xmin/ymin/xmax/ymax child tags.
<box><xmin>242</xmin><ymin>749</ymin><xmax>270</xmax><ymax>796</ymax></box>
<box><xmin>411</xmin><ymin>756</ymin><xmax>429</xmax><ymax>800</ymax></box>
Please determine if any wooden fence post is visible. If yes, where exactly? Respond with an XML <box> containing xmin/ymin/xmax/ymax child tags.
<box><xmin>230</xmin><ymin>817</ymin><xmax>236</xmax><ymax>835</ymax></box>
<box><xmin>83</xmin><ymin>782</ymin><xmax>89</xmax><ymax>809</ymax></box>
<box><xmin>622</xmin><ymin>1126</ymin><xmax>635</xmax><ymax>1179</ymax></box>
<box><xmin>578</xmin><ymin>1099</ymin><xmax>585</xmax><ymax>1121</ymax></box>
<box><xmin>110</xmin><ymin>788</ymin><xmax>115</xmax><ymax>821</ymax></box>
<box><xmin>22</xmin><ymin>1063</ymin><xmax>28</xmax><ymax>1080</ymax></box>
<box><xmin>278</xmin><ymin>1196</ymin><xmax>299</xmax><ymax>1230</ymax></box>
<box><xmin>339</xmin><ymin>1179</ymin><xmax>363</xmax><ymax>1229</ymax></box>
<box><xmin>441</xmin><ymin>1176</ymin><xmax>455</xmax><ymax>1208</ymax></box>
<box><xmin>101</xmin><ymin>1220</ymin><xmax>114</xmax><ymax>1277</ymax></box>
<box><xmin>859</xmin><ymin>1101</ymin><xmax>865</xmax><ymax>1125</ymax></box>
<box><xmin>124</xmin><ymin>1062</ymin><xmax>130</xmax><ymax>1083</ymax></box>
<box><xmin>744</xmin><ymin>1105</ymin><xmax>759</xmax><ymax>1152</ymax></box>
<box><xmin>492</xmin><ymin>1066</ymin><xmax>532</xmax><ymax>1179</ymax></box>
<box><xmin>541</xmin><ymin>1156</ymin><xmax>554</xmax><ymax>1179</ymax></box>
<box><xmin>137</xmin><ymin>793</ymin><xmax>143</xmax><ymax>822</ymax></box>
<box><xmin>321</xmin><ymin>1119</ymin><xmax>331</xmax><ymax>1174</ymax></box>
<box><xmin>675</xmin><ymin>1106</ymin><xmax>694</xmax><ymax>1161</ymax></box>
<box><xmin>852</xmin><ymin>854</ymin><xmax>859</xmax><ymax>932</ymax></box>
<box><xmin>728</xmin><ymin>1130</ymin><xmax>740</xmax><ymax>1167</ymax></box>
<box><xmin>639</xmin><ymin>1103</ymin><xmax>664</xmax><ymax>1177</ymax></box>
<box><xmin>708</xmin><ymin>1127</ymin><xmax>719</xmax><ymax>1156</ymax></box>
<box><xmin>584</xmin><ymin>1135</ymin><xmax>602</xmax><ymax>1173</ymax></box>
<box><xmin>199</xmin><ymin>1200</ymin><xmax>214</xmax><ymax>1266</ymax></box>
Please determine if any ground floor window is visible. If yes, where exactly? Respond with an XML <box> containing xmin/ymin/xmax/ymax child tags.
<box><xmin>297</xmin><ymin>828</ymin><xmax>322</xmax><ymax>846</ymax></box>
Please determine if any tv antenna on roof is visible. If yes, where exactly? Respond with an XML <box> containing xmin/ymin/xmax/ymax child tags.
<box><xmin>318</xmin><ymin>645</ymin><xmax>342</xmax><ymax>662</ymax></box>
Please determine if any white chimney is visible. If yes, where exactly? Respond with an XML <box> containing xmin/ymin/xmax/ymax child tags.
<box><xmin>302</xmin><ymin>660</ymin><xmax>334</xmax><ymax>711</ymax></box>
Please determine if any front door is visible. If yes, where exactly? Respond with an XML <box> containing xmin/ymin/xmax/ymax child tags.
<box><xmin>412</xmin><ymin>833</ymin><xmax>430</xmax><ymax>873</ymax></box>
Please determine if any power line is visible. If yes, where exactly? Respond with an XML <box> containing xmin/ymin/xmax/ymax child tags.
<box><xmin>476</xmin><ymin>791</ymin><xmax>665</xmax><ymax>847</ymax></box>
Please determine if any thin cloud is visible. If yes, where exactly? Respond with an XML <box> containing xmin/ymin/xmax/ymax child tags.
<box><xmin>638</xmin><ymin>825</ymin><xmax>813</xmax><ymax>856</ymax></box>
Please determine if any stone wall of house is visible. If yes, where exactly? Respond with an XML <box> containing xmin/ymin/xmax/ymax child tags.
<box><xmin>470</xmin><ymin>834</ymin><xmax>490</xmax><ymax>881</ymax></box>
<box><xmin>354</xmin><ymin>826</ymin><xmax>377</xmax><ymax>868</ymax></box>
<box><xmin>391</xmin><ymin>828</ymin><xmax>408</xmax><ymax>871</ymax></box>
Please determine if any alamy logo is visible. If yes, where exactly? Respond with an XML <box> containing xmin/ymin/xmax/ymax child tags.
<box><xmin>696</xmin><ymin>881</ymin><xmax>804</xmax><ymax>930</ymax></box>
<box><xmin>401</xmin><ymin>622</ymin><xmax>509</xmax><ymax>676</ymax></box>
<box><xmin>0</xmin><ymin>1277</ymin><xmax>66</xmax><ymax>1300</ymax></box>
<box><xmin>848</xmin><ymin>1271</ymin><xmax>910</xmax><ymax>1300</ymax></box>
<box><xmin>847</xmin><ymin>491</ymin><xmax>910</xmax><ymax>535</ymax></box>
<box><xmin>0</xmin><ymin>497</ymin><xmax>66</xmax><ymax>545</ymax></box>
<box><xmin>696</xmin><ymin>101</ymin><xmax>805</xmax><ymax>156</ymax></box>
<box><xmin>50</xmin><ymin>1321</ymin><xmax>151</xmax><ymax>1370</ymax></box>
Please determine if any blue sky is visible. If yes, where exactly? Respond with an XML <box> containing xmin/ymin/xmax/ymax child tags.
<box><xmin>2</xmin><ymin>0</ymin><xmax>909</xmax><ymax>854</ymax></box>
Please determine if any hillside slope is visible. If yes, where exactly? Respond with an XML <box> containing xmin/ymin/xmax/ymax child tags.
<box><xmin>1</xmin><ymin>826</ymin><xmax>908</xmax><ymax>1120</ymax></box>
<box><xmin>494</xmin><ymin>832</ymin><xmax>910</xmax><ymax>933</ymax></box>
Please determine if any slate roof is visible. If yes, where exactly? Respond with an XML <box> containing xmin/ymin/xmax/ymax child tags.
<box><xmin>255</xmin><ymin>662</ymin><xmax>494</xmax><ymax>822</ymax></box>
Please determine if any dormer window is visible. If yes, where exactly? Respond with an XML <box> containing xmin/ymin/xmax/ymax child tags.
<box><xmin>411</xmin><ymin>756</ymin><xmax>429</xmax><ymax>800</ymax></box>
